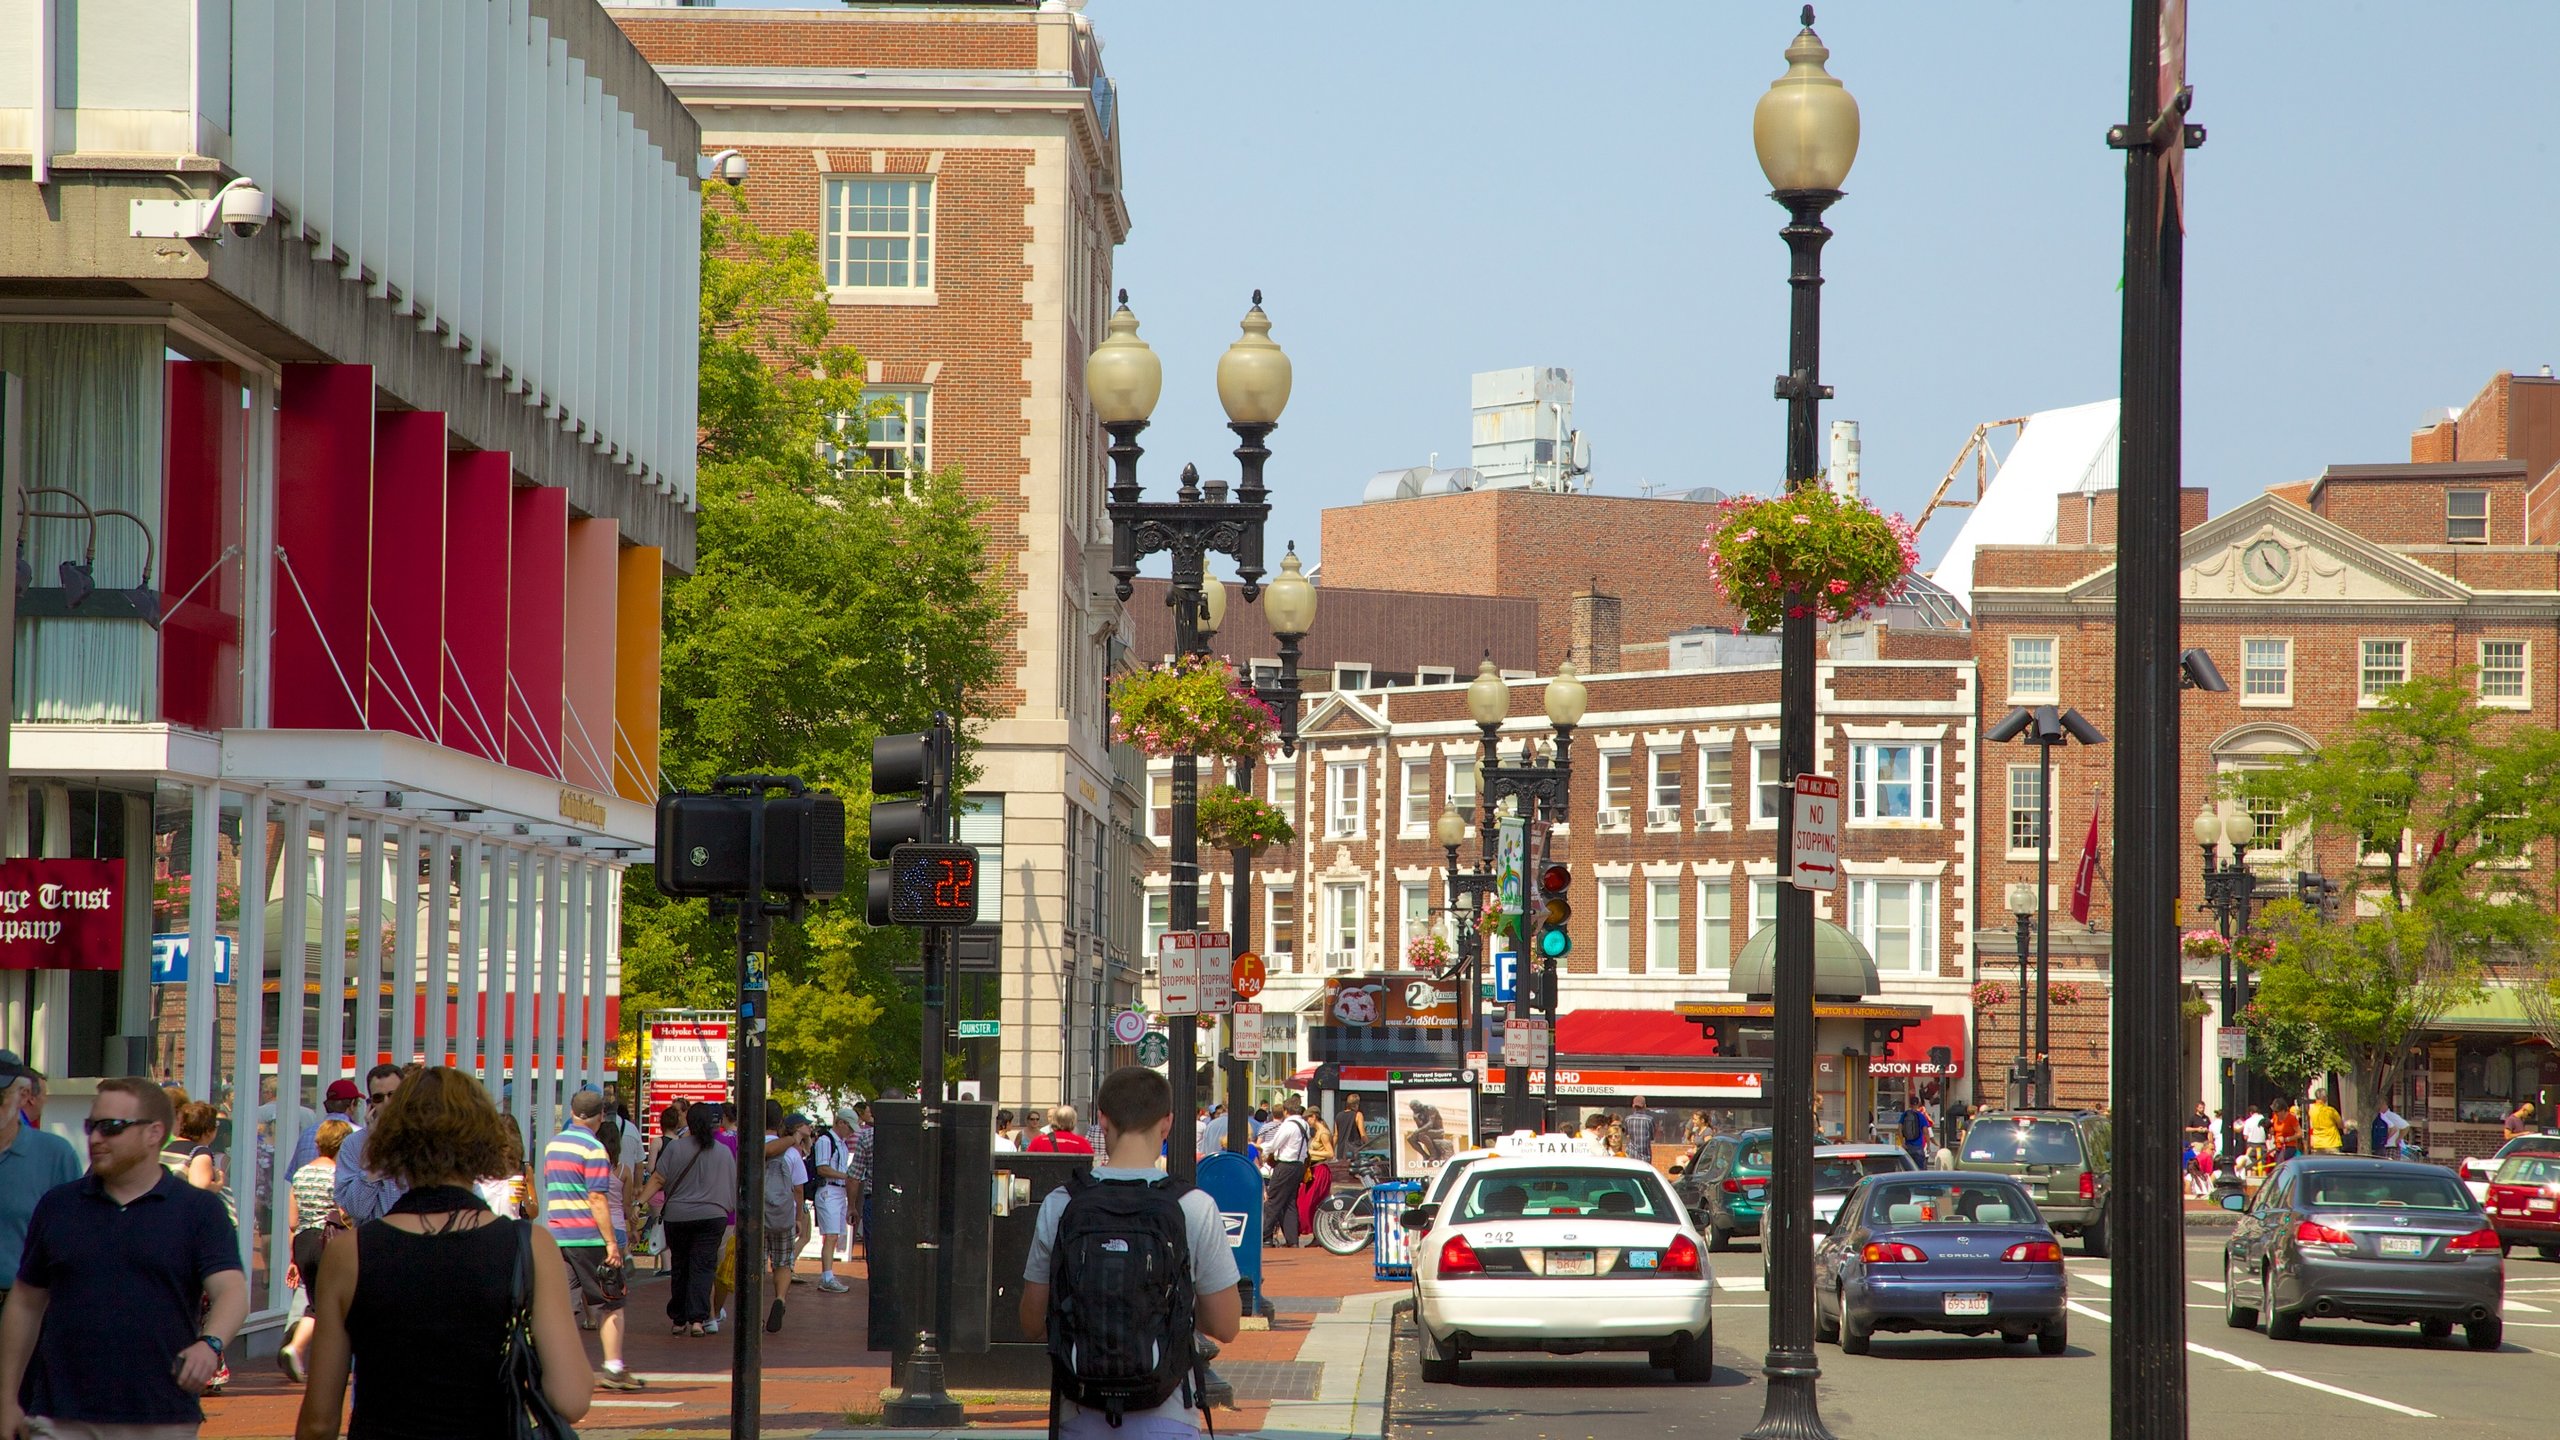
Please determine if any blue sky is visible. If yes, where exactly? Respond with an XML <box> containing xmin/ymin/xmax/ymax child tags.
<box><xmin>728</xmin><ymin>2</ymin><xmax>2560</xmax><ymax>572</ymax></box>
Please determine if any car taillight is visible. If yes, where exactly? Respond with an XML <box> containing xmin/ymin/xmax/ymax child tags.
<box><xmin>2003</xmin><ymin>1240</ymin><xmax>2064</xmax><ymax>1263</ymax></box>
<box><xmin>1862</xmin><ymin>1241</ymin><xmax>1928</xmax><ymax>1264</ymax></box>
<box><xmin>1662</xmin><ymin>1234</ymin><xmax>1702</xmax><ymax>1275</ymax></box>
<box><xmin>2293</xmin><ymin>1220</ymin><xmax>2356</xmax><ymax>1251</ymax></box>
<box><xmin>2448</xmin><ymin>1228</ymin><xmax>2503</xmax><ymax>1254</ymax></box>
<box><xmin>1438</xmin><ymin>1235</ymin><xmax>1485</xmax><ymax>1278</ymax></box>
<box><xmin>2079</xmin><ymin>1172</ymin><xmax>2096</xmax><ymax>1202</ymax></box>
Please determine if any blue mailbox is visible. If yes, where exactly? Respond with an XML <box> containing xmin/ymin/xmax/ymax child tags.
<box><xmin>1195</xmin><ymin>1150</ymin><xmax>1265</xmax><ymax>1303</ymax></box>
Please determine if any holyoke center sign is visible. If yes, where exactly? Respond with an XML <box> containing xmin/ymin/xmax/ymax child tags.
<box><xmin>0</xmin><ymin>859</ymin><xmax>126</xmax><ymax>970</ymax></box>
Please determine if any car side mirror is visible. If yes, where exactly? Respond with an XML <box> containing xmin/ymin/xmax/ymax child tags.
<box><xmin>1405</xmin><ymin>1202</ymin><xmax>1438</xmax><ymax>1234</ymax></box>
<box><xmin>2219</xmin><ymin>1192</ymin><xmax>2247</xmax><ymax>1212</ymax></box>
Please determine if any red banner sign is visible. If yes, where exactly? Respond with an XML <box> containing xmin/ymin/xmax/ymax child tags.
<box><xmin>0</xmin><ymin>858</ymin><xmax>125</xmax><ymax>971</ymax></box>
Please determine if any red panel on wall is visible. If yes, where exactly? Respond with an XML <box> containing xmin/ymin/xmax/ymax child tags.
<box><xmin>272</xmin><ymin>364</ymin><xmax>375</xmax><ymax>729</ymax></box>
<box><xmin>441</xmin><ymin>452</ymin><xmax>513</xmax><ymax>761</ymax></box>
<box><xmin>367</xmin><ymin>411</ymin><xmax>448</xmax><ymax>740</ymax></box>
<box><xmin>560</xmin><ymin>517</ymin><xmax>620</xmax><ymax>792</ymax></box>
<box><xmin>505</xmin><ymin>485</ymin><xmax>568</xmax><ymax>777</ymax></box>
<box><xmin>160</xmin><ymin>361</ymin><xmax>245</xmax><ymax>731</ymax></box>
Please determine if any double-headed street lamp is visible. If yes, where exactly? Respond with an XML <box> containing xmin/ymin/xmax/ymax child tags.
<box><xmin>1212</xmin><ymin>549</ymin><xmax>1317</xmax><ymax>1157</ymax></box>
<box><xmin>2194</xmin><ymin>801</ymin><xmax>2262</xmax><ymax>1164</ymax></box>
<box><xmin>2003</xmin><ymin>883</ymin><xmax>2039</xmax><ymax>1108</ymax></box>
<box><xmin>1464</xmin><ymin>657</ymin><xmax>1586</xmax><ymax>1134</ymax></box>
<box><xmin>1986</xmin><ymin>703</ymin><xmax>2106</xmax><ymax>1107</ymax></box>
<box><xmin>1090</xmin><ymin>289</ymin><xmax>1292</xmax><ymax>1184</ymax></box>
<box><xmin>1747</xmin><ymin>10</ymin><xmax>1855</xmax><ymax>1440</ymax></box>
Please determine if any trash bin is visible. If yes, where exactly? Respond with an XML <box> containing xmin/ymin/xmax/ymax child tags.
<box><xmin>1373</xmin><ymin>1180</ymin><xmax>1422</xmax><ymax>1281</ymax></box>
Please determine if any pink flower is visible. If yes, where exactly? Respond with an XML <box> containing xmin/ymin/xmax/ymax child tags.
<box><xmin>1738</xmin><ymin>527</ymin><xmax>1760</xmax><ymax>542</ymax></box>
<box><xmin>1792</xmin><ymin>514</ymin><xmax>1812</xmax><ymax>525</ymax></box>
<box><xmin>1827</xmin><ymin>579</ymin><xmax>1849</xmax><ymax>595</ymax></box>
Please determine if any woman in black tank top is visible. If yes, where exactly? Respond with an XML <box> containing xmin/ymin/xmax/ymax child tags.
<box><xmin>292</xmin><ymin>1068</ymin><xmax>594</xmax><ymax>1440</ymax></box>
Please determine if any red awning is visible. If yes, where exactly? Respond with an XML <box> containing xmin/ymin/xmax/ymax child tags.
<box><xmin>1872</xmin><ymin>1012</ymin><xmax>1966</xmax><ymax>1079</ymax></box>
<box><xmin>1557</xmin><ymin>1009</ymin><xmax>1723</xmax><ymax>1059</ymax></box>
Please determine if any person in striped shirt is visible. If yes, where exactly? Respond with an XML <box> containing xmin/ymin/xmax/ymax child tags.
<box><xmin>542</xmin><ymin>1091</ymin><xmax>644</xmax><ymax>1391</ymax></box>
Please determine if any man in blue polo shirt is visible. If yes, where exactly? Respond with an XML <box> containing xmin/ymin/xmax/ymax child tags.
<box><xmin>0</xmin><ymin>1077</ymin><xmax>244</xmax><ymax>1438</ymax></box>
<box><xmin>0</xmin><ymin>1052</ymin><xmax>77</xmax><ymax>1314</ymax></box>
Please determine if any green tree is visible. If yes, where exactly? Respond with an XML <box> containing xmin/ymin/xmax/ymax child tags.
<box><xmin>2233</xmin><ymin>674</ymin><xmax>2560</xmax><ymax>1119</ymax></box>
<box><xmin>619</xmin><ymin>186</ymin><xmax>1007</xmax><ymax>1099</ymax></box>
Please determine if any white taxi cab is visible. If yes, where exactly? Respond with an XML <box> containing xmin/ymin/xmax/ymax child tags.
<box><xmin>1406</xmin><ymin>1137</ymin><xmax>1714</xmax><ymax>1383</ymax></box>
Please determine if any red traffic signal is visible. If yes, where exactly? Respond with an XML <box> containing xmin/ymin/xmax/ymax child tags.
<box><xmin>1539</xmin><ymin>863</ymin><xmax>1570</xmax><ymax>895</ymax></box>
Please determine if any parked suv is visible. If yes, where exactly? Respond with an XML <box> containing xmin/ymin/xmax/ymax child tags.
<box><xmin>1955</xmin><ymin>1109</ymin><xmax>2113</xmax><ymax>1255</ymax></box>
<box><xmin>1678</xmin><ymin>1127</ymin><xmax>1773</xmax><ymax>1251</ymax></box>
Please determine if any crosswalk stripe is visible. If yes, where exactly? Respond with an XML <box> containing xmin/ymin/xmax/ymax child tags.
<box><xmin>2506</xmin><ymin>1298</ymin><xmax>2548</xmax><ymax>1313</ymax></box>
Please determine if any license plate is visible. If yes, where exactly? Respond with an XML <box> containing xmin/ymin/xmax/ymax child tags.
<box><xmin>2377</xmin><ymin>1235</ymin><xmax>2424</xmax><ymax>1257</ymax></box>
<box><xmin>2533</xmin><ymin>1198</ymin><xmax>2557</xmax><ymax>1212</ymax></box>
<box><xmin>1944</xmin><ymin>1292</ymin><xmax>1991</xmax><ymax>1316</ymax></box>
<box><xmin>1629</xmin><ymin>1250</ymin><xmax>1661</xmax><ymax>1269</ymax></box>
<box><xmin>1547</xmin><ymin>1250</ymin><xmax>1596</xmax><ymax>1276</ymax></box>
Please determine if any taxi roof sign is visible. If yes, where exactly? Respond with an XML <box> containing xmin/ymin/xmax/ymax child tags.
<box><xmin>1487</xmin><ymin>1130</ymin><xmax>1591</xmax><ymax>1157</ymax></box>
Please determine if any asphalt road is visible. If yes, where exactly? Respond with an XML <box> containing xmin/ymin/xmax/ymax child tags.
<box><xmin>1387</xmin><ymin>1232</ymin><xmax>2560</xmax><ymax>1440</ymax></box>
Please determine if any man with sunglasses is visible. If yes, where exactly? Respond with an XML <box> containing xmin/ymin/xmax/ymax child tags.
<box><xmin>330</xmin><ymin>1064</ymin><xmax>412</xmax><ymax>1225</ymax></box>
<box><xmin>0</xmin><ymin>1052</ymin><xmax>77</xmax><ymax>1319</ymax></box>
<box><xmin>0</xmin><ymin>1078</ymin><xmax>244</xmax><ymax>1439</ymax></box>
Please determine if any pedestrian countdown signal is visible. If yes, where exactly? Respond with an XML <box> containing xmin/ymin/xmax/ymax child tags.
<box><xmin>886</xmin><ymin>843</ymin><xmax>980</xmax><ymax>925</ymax></box>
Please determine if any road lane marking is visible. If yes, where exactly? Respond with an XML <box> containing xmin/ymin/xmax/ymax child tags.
<box><xmin>2066</xmin><ymin>1300</ymin><xmax>2437</xmax><ymax>1419</ymax></box>
<box><xmin>2075</xmin><ymin>1271</ymin><xmax>2113</xmax><ymax>1287</ymax></box>
<box><xmin>2192</xmin><ymin>1279</ymin><xmax>2227</xmax><ymax>1293</ymax></box>
<box><xmin>2505</xmin><ymin>1298</ymin><xmax>2548</xmax><ymax>1312</ymax></box>
<box><xmin>1719</xmin><ymin>1276</ymin><xmax>1767</xmax><ymax>1292</ymax></box>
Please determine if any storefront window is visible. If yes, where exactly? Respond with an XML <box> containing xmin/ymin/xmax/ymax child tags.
<box><xmin>2454</xmin><ymin>1036</ymin><xmax>2560</xmax><ymax>1124</ymax></box>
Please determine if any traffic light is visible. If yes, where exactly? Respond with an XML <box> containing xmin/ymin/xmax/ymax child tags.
<box><xmin>1536</xmin><ymin>861</ymin><xmax>1572</xmax><ymax>959</ymax></box>
<box><xmin>867</xmin><ymin>720</ymin><xmax>979</xmax><ymax>927</ymax></box>
<box><xmin>654</xmin><ymin>790</ymin><xmax>847</xmax><ymax>901</ymax></box>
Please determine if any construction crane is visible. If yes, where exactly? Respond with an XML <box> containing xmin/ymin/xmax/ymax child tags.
<box><xmin>1913</xmin><ymin>417</ymin><xmax>2028</xmax><ymax>541</ymax></box>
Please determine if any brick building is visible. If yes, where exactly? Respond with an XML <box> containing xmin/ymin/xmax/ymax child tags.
<box><xmin>615</xmin><ymin>1</ymin><xmax>1146</xmax><ymax>1108</ymax></box>
<box><xmin>1967</xmin><ymin>370</ymin><xmax>2560</xmax><ymax>1144</ymax></box>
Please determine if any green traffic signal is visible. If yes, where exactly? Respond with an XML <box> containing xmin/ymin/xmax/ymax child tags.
<box><xmin>1539</xmin><ymin>927</ymin><xmax>1571</xmax><ymax>959</ymax></box>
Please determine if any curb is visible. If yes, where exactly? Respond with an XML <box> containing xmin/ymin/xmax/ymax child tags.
<box><xmin>810</xmin><ymin>1288</ymin><xmax>1409</xmax><ymax>1440</ymax></box>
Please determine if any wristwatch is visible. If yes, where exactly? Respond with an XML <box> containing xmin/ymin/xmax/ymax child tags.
<box><xmin>195</xmin><ymin>1335</ymin><xmax>225</xmax><ymax>1359</ymax></box>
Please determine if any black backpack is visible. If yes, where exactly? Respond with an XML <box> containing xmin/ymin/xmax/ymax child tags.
<box><xmin>1045</xmin><ymin>1170</ymin><xmax>1205</xmax><ymax>1429</ymax></box>
<box><xmin>1900</xmin><ymin>1109</ymin><xmax>1927</xmax><ymax>1144</ymax></box>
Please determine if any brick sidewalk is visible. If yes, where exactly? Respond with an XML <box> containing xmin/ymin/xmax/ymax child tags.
<box><xmin>202</xmin><ymin>1242</ymin><xmax>1393</xmax><ymax>1438</ymax></box>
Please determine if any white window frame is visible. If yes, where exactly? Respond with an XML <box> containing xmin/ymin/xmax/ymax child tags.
<box><xmin>1845</xmin><ymin>877</ymin><xmax>1937</xmax><ymax>976</ymax></box>
<box><xmin>1146</xmin><ymin>768</ymin><xmax>1173</xmax><ymax>842</ymax></box>
<box><xmin>2007</xmin><ymin>635</ymin><xmax>2058</xmax><ymax>703</ymax></box>
<box><xmin>1400</xmin><ymin>882</ymin><xmax>1432</xmax><ymax>965</ymax></box>
<box><xmin>1445</xmin><ymin>755</ymin><xmax>1478</xmax><ymax>818</ymax></box>
<box><xmin>2358</xmin><ymin>637</ymin><xmax>2408</xmax><ymax>706</ymax></box>
<box><xmin>1849</xmin><ymin>742</ymin><xmax>1939</xmax><ymax>825</ymax></box>
<box><xmin>1268</xmin><ymin>762</ymin><xmax>1297</xmax><ymax>816</ymax></box>
<box><xmin>1647</xmin><ymin>747</ymin><xmax>1682</xmax><ymax>822</ymax></box>
<box><xmin>1324</xmin><ymin>882</ymin><xmax>1365</xmax><ymax>970</ymax></box>
<box><xmin>843</xmin><ymin>387</ymin><xmax>930</xmax><ymax>477</ymax></box>
<box><xmin>1697</xmin><ymin>878</ymin><xmax>1732</xmax><ymax>975</ymax></box>
<box><xmin>1325</xmin><ymin>762</ymin><xmax>1365</xmax><ymax>839</ymax></box>
<box><xmin>1400</xmin><ymin>757</ymin><xmax>1432</xmax><ymax>835</ymax></box>
<box><xmin>1144</xmin><ymin>888</ymin><xmax>1171</xmax><ymax>962</ymax></box>
<box><xmin>1415</xmin><ymin>666</ymin><xmax>1456</xmax><ymax>685</ymax></box>
<box><xmin>1597</xmin><ymin>750</ymin><xmax>1633</xmax><ymax>829</ymax></box>
<box><xmin>822</xmin><ymin>176</ymin><xmax>935</xmax><ymax>296</ymax></box>
<box><xmin>1748</xmin><ymin>877</ymin><xmax>1780</xmax><ymax>938</ymax></box>
<box><xmin>1267</xmin><ymin>885</ymin><xmax>1297</xmax><ymax>966</ymax></box>
<box><xmin>2478</xmin><ymin>638</ymin><xmax>2531</xmax><ymax>708</ymax></box>
<box><xmin>1597</xmin><ymin>879</ymin><xmax>1631</xmax><ymax>975</ymax></box>
<box><xmin>2447</xmin><ymin>488</ymin><xmax>2490</xmax><ymax>544</ymax></box>
<box><xmin>1751</xmin><ymin>743</ymin><xmax>1784</xmax><ymax>828</ymax></box>
<box><xmin>1647</xmin><ymin>878</ymin><xmax>1680</xmax><ymax>975</ymax></box>
<box><xmin>1700</xmin><ymin>746</ymin><xmax>1734</xmax><ymax>828</ymax></box>
<box><xmin>2240</xmin><ymin>637</ymin><xmax>2292</xmax><ymax>706</ymax></box>
<box><xmin>1334</xmin><ymin>664</ymin><xmax>1372</xmax><ymax>691</ymax></box>
<box><xmin>2006</xmin><ymin>763</ymin><xmax>2044</xmax><ymax>859</ymax></box>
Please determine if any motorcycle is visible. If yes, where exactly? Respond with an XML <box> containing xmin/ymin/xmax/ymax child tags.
<box><xmin>1313</xmin><ymin>1153</ymin><xmax>1394</xmax><ymax>1255</ymax></box>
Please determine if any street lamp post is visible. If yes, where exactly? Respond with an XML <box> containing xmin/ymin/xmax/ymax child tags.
<box><xmin>1092</xmin><ymin>289</ymin><xmax>1292</xmax><ymax>1184</ymax></box>
<box><xmin>1986</xmin><ymin>704</ymin><xmax>2106</xmax><ymax>1106</ymax></box>
<box><xmin>1465</xmin><ymin>657</ymin><xmax>1586</xmax><ymax>1134</ymax></box>
<box><xmin>1747</xmin><ymin>11</ymin><xmax>1856</xmax><ymax>1439</ymax></box>
<box><xmin>2004</xmin><ymin>884</ymin><xmax>2039</xmax><ymax>1108</ymax></box>
<box><xmin>1220</xmin><ymin>548</ymin><xmax>1317</xmax><ymax>1158</ymax></box>
<box><xmin>1437</xmin><ymin>807</ymin><xmax>1499</xmax><ymax>1065</ymax></box>
<box><xmin>2195</xmin><ymin>802</ymin><xmax>2258</xmax><ymax>1155</ymax></box>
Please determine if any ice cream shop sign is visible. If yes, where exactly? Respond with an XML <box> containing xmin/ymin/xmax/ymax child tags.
<box><xmin>0</xmin><ymin>859</ymin><xmax>124</xmax><ymax>970</ymax></box>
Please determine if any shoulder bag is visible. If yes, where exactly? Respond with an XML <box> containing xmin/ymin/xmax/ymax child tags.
<box><xmin>507</xmin><ymin>1219</ymin><xmax>581</xmax><ymax>1440</ymax></box>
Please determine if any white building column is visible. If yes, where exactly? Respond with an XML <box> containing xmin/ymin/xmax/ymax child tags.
<box><xmin>587</xmin><ymin>864</ymin><xmax>612</xmax><ymax>1087</ymax></box>
<box><xmin>316</xmin><ymin>808</ymin><xmax>350</xmax><ymax>1087</ymax></box>
<box><xmin>184</xmin><ymin>782</ymin><xmax>219</xmax><ymax>1098</ymax></box>
<box><xmin>355</xmin><ymin>817</ymin><xmax>384</xmax><ymax>1073</ymax></box>
<box><xmin>275</xmin><ymin>801</ymin><xmax>311</xmax><ymax>1169</ymax></box>
<box><xmin>391</xmin><ymin>822</ymin><xmax>418</xmax><ymax>1067</ymax></box>
<box><xmin>425</xmin><ymin>831</ymin><xmax>452</xmax><ymax>1068</ymax></box>
<box><xmin>457</xmin><ymin>836</ymin><xmax>485</xmax><ymax>1082</ymax></box>
<box><xmin>563</xmin><ymin>858</ymin><xmax>589</xmax><ymax>1094</ymax></box>
<box><xmin>510</xmin><ymin>845</ymin><xmax>536</xmax><ymax>1135</ymax></box>
<box><xmin>535</xmin><ymin>851</ymin><xmax>560</xmax><ymax>1144</ymax></box>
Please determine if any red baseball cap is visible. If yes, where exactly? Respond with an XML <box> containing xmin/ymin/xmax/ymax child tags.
<box><xmin>326</xmin><ymin>1079</ymin><xmax>363</xmax><ymax>1104</ymax></box>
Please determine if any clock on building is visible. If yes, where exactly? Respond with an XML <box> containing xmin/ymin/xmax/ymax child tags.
<box><xmin>2241</xmin><ymin>538</ymin><xmax>2293</xmax><ymax>590</ymax></box>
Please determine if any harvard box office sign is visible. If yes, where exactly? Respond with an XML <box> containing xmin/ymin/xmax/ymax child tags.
<box><xmin>0</xmin><ymin>859</ymin><xmax>124</xmax><ymax>970</ymax></box>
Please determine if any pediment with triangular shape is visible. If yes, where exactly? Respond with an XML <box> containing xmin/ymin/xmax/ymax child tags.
<box><xmin>2068</xmin><ymin>494</ymin><xmax>2473</xmax><ymax>606</ymax></box>
<box><xmin>1300</xmin><ymin>691</ymin><xmax>1386</xmax><ymax>738</ymax></box>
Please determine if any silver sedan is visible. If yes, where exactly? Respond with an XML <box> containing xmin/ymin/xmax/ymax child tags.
<box><xmin>2222</xmin><ymin>1157</ymin><xmax>2506</xmax><ymax>1351</ymax></box>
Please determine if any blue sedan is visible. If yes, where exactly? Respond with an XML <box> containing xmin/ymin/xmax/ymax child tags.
<box><xmin>1813</xmin><ymin>1172</ymin><xmax>2070</xmax><ymax>1355</ymax></box>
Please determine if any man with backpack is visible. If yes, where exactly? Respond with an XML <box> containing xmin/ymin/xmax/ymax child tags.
<box><xmin>1895</xmin><ymin>1101</ymin><xmax>1932</xmax><ymax>1169</ymax></box>
<box><xmin>1019</xmin><ymin>1066</ymin><xmax>1240</xmax><ymax>1440</ymax></box>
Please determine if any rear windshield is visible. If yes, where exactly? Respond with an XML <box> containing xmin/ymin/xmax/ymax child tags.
<box><xmin>1813</xmin><ymin>1154</ymin><xmax>1912</xmax><ymax>1191</ymax></box>
<box><xmin>1457</xmin><ymin>1167</ymin><xmax>1680</xmax><ymax>1223</ymax></box>
<box><xmin>1737</xmin><ymin>1139</ymin><xmax>1774</xmax><ymax>1171</ymax></box>
<box><xmin>2496</xmin><ymin>1156</ymin><xmax>2560</xmax><ymax>1185</ymax></box>
<box><xmin>2498</xmin><ymin>1134</ymin><xmax>2560</xmax><ymax>1159</ymax></box>
<box><xmin>2300</xmin><ymin>1171</ymin><xmax>2473</xmax><ymax>1212</ymax></box>
<box><xmin>1964</xmin><ymin>1119</ymin><xmax>2085</xmax><ymax>1167</ymax></box>
<box><xmin>1865</xmin><ymin>1179</ymin><xmax>2038</xmax><ymax>1226</ymax></box>
<box><xmin>1427</xmin><ymin>1155</ymin><xmax>1485</xmax><ymax>1204</ymax></box>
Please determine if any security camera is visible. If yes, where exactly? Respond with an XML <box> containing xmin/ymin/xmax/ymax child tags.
<box><xmin>700</xmin><ymin>148</ymin><xmax>749</xmax><ymax>185</ymax></box>
<box><xmin>216</xmin><ymin>180</ymin><xmax>271</xmax><ymax>239</ymax></box>
<box><xmin>2178</xmin><ymin>647</ymin><xmax>2228</xmax><ymax>693</ymax></box>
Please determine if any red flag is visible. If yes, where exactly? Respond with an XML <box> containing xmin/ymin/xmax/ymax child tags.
<box><xmin>2069</xmin><ymin>809</ymin><xmax>2101</xmax><ymax>924</ymax></box>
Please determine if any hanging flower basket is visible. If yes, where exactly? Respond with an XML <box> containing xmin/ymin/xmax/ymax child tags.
<box><xmin>1971</xmin><ymin>979</ymin><xmax>2013</xmax><ymax>1010</ymax></box>
<box><xmin>2047</xmin><ymin>981</ymin><xmax>2085</xmax><ymax>1007</ymax></box>
<box><xmin>2232</xmin><ymin>933</ymin><xmax>2273</xmax><ymax>968</ymax></box>
<box><xmin>1697</xmin><ymin>487</ymin><xmax>1919</xmax><ymax>630</ymax></box>
<box><xmin>1109</xmin><ymin>655</ymin><xmax>1280</xmax><ymax>763</ymax></box>
<box><xmin>1196</xmin><ymin>784</ymin><xmax>1295</xmax><ymax>854</ymax></box>
<box><xmin>1404</xmin><ymin>932</ymin><xmax>1454</xmax><ymax>972</ymax></box>
<box><xmin>2180</xmin><ymin>929</ymin><xmax>2226</xmax><ymax>959</ymax></box>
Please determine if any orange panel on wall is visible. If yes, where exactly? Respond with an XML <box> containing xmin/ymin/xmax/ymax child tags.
<box><xmin>613</xmin><ymin>546</ymin><xmax>664</xmax><ymax>802</ymax></box>
<box><xmin>561</xmin><ymin>518</ymin><xmax>619</xmax><ymax>793</ymax></box>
